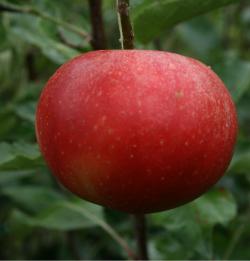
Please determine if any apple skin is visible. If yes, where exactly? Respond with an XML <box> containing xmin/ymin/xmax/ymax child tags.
<box><xmin>36</xmin><ymin>50</ymin><xmax>237</xmax><ymax>214</ymax></box>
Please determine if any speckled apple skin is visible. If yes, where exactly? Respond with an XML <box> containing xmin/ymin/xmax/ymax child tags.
<box><xmin>36</xmin><ymin>50</ymin><xmax>237</xmax><ymax>213</ymax></box>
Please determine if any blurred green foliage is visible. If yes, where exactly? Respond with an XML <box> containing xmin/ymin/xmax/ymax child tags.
<box><xmin>0</xmin><ymin>0</ymin><xmax>250</xmax><ymax>259</ymax></box>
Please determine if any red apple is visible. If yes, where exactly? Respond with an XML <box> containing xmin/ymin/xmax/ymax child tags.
<box><xmin>36</xmin><ymin>50</ymin><xmax>237</xmax><ymax>213</ymax></box>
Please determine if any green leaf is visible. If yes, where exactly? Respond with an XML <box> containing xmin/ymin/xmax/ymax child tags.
<box><xmin>229</xmin><ymin>151</ymin><xmax>250</xmax><ymax>174</ymax></box>
<box><xmin>8</xmin><ymin>197</ymin><xmax>103</xmax><ymax>230</ymax></box>
<box><xmin>0</xmin><ymin>49</ymin><xmax>12</xmax><ymax>89</ymax></box>
<box><xmin>150</xmin><ymin>188</ymin><xmax>236</xmax><ymax>258</ymax></box>
<box><xmin>152</xmin><ymin>188</ymin><xmax>236</xmax><ymax>228</ymax></box>
<box><xmin>1</xmin><ymin>186</ymin><xmax>64</xmax><ymax>213</ymax></box>
<box><xmin>0</xmin><ymin>142</ymin><xmax>42</xmax><ymax>170</ymax></box>
<box><xmin>12</xmin><ymin>27</ymin><xmax>79</xmax><ymax>64</ymax></box>
<box><xmin>0</xmin><ymin>170</ymin><xmax>35</xmax><ymax>185</ymax></box>
<box><xmin>6</xmin><ymin>13</ymin><xmax>80</xmax><ymax>64</ymax></box>
<box><xmin>176</xmin><ymin>16</ymin><xmax>219</xmax><ymax>57</ymax></box>
<box><xmin>15</xmin><ymin>102</ymin><xmax>36</xmax><ymax>123</ymax></box>
<box><xmin>0</xmin><ymin>143</ymin><xmax>15</xmax><ymax>165</ymax></box>
<box><xmin>213</xmin><ymin>57</ymin><xmax>250</xmax><ymax>103</ymax></box>
<box><xmin>3</xmin><ymin>184</ymin><xmax>103</xmax><ymax>230</ymax></box>
<box><xmin>0</xmin><ymin>109</ymin><xmax>17</xmax><ymax>140</ymax></box>
<box><xmin>151</xmin><ymin>212</ymin><xmax>212</xmax><ymax>259</ymax></box>
<box><xmin>12</xmin><ymin>142</ymin><xmax>40</xmax><ymax>159</ymax></box>
<box><xmin>192</xmin><ymin>188</ymin><xmax>237</xmax><ymax>226</ymax></box>
<box><xmin>133</xmin><ymin>0</ymin><xmax>240</xmax><ymax>43</ymax></box>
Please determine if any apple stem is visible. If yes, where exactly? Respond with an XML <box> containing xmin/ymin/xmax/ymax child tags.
<box><xmin>116</xmin><ymin>0</ymin><xmax>134</xmax><ymax>49</ymax></box>
<box><xmin>116</xmin><ymin>0</ymin><xmax>149</xmax><ymax>259</ymax></box>
<box><xmin>133</xmin><ymin>214</ymin><xmax>149</xmax><ymax>260</ymax></box>
<box><xmin>88</xmin><ymin>0</ymin><xmax>107</xmax><ymax>50</ymax></box>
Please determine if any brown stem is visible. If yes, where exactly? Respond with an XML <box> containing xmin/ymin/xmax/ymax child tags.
<box><xmin>88</xmin><ymin>0</ymin><xmax>107</xmax><ymax>50</ymax></box>
<box><xmin>133</xmin><ymin>214</ymin><xmax>149</xmax><ymax>260</ymax></box>
<box><xmin>117</xmin><ymin>0</ymin><xmax>134</xmax><ymax>49</ymax></box>
<box><xmin>116</xmin><ymin>0</ymin><xmax>148</xmax><ymax>259</ymax></box>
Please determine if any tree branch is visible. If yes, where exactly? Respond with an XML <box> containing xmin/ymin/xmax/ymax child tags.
<box><xmin>88</xmin><ymin>0</ymin><xmax>107</xmax><ymax>50</ymax></box>
<box><xmin>0</xmin><ymin>1</ymin><xmax>90</xmax><ymax>44</ymax></box>
<box><xmin>133</xmin><ymin>214</ymin><xmax>149</xmax><ymax>260</ymax></box>
<box><xmin>116</xmin><ymin>0</ymin><xmax>134</xmax><ymax>49</ymax></box>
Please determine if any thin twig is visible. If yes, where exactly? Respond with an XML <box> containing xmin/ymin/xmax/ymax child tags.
<box><xmin>133</xmin><ymin>214</ymin><xmax>149</xmax><ymax>260</ymax></box>
<box><xmin>0</xmin><ymin>1</ymin><xmax>90</xmax><ymax>43</ymax></box>
<box><xmin>88</xmin><ymin>0</ymin><xmax>107</xmax><ymax>50</ymax></box>
<box><xmin>116</xmin><ymin>0</ymin><xmax>134</xmax><ymax>49</ymax></box>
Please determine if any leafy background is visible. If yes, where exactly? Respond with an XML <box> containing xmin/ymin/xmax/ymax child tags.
<box><xmin>0</xmin><ymin>0</ymin><xmax>250</xmax><ymax>259</ymax></box>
